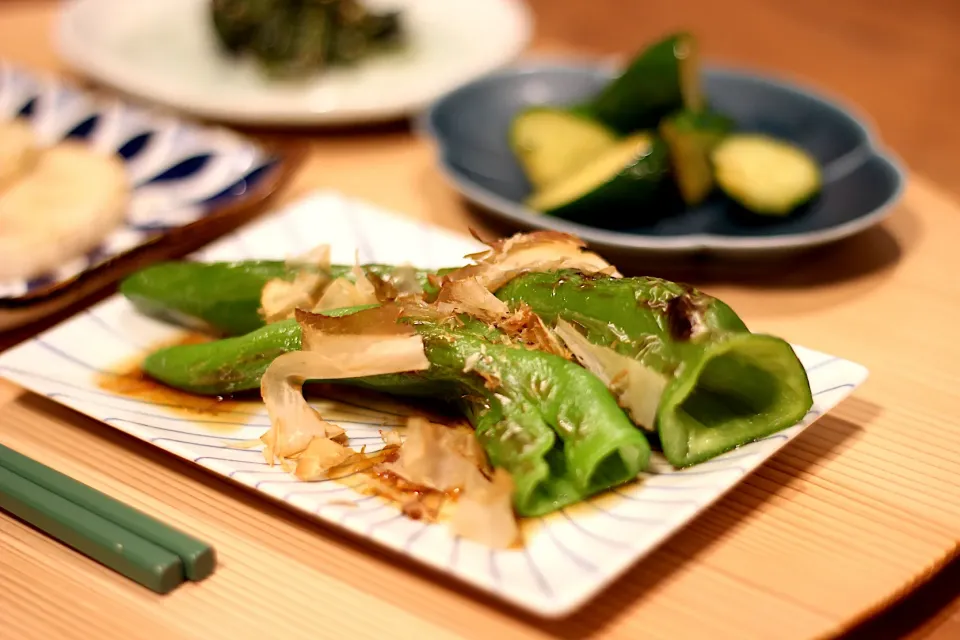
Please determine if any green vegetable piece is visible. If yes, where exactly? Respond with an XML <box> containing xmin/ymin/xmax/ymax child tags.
<box><xmin>120</xmin><ymin>261</ymin><xmax>436</xmax><ymax>337</ymax></box>
<box><xmin>144</xmin><ymin>310</ymin><xmax>650</xmax><ymax>517</ymax></box>
<box><xmin>209</xmin><ymin>0</ymin><xmax>403</xmax><ymax>77</ymax></box>
<box><xmin>359</xmin><ymin>10</ymin><xmax>403</xmax><ymax>42</ymax></box>
<box><xmin>372</xmin><ymin>316</ymin><xmax>650</xmax><ymax>516</ymax></box>
<box><xmin>132</xmin><ymin>261</ymin><xmax>812</xmax><ymax>467</ymax></box>
<box><xmin>525</xmin><ymin>133</ymin><xmax>670</xmax><ymax>224</ymax></box>
<box><xmin>659</xmin><ymin>110</ymin><xmax>734</xmax><ymax>206</ymax></box>
<box><xmin>586</xmin><ymin>32</ymin><xmax>702</xmax><ymax>133</ymax></box>
<box><xmin>711</xmin><ymin>133</ymin><xmax>822</xmax><ymax>215</ymax></box>
<box><xmin>496</xmin><ymin>271</ymin><xmax>813</xmax><ymax>466</ymax></box>
<box><xmin>283</xmin><ymin>2</ymin><xmax>336</xmax><ymax>75</ymax></box>
<box><xmin>509</xmin><ymin>107</ymin><xmax>618</xmax><ymax>190</ymax></box>
<box><xmin>144</xmin><ymin>318</ymin><xmax>301</xmax><ymax>395</ymax></box>
<box><xmin>210</xmin><ymin>0</ymin><xmax>279</xmax><ymax>55</ymax></box>
<box><xmin>121</xmin><ymin>261</ymin><xmax>294</xmax><ymax>336</ymax></box>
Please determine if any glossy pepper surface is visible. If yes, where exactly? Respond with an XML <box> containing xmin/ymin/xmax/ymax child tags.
<box><xmin>120</xmin><ymin>261</ymin><xmax>436</xmax><ymax>336</ymax></box>
<box><xmin>145</xmin><ymin>308</ymin><xmax>650</xmax><ymax>516</ymax></box>
<box><xmin>496</xmin><ymin>271</ymin><xmax>813</xmax><ymax>466</ymax></box>
<box><xmin>132</xmin><ymin>262</ymin><xmax>812</xmax><ymax>467</ymax></box>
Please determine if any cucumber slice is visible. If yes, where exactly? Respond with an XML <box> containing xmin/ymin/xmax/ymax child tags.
<box><xmin>586</xmin><ymin>32</ymin><xmax>702</xmax><ymax>134</ymax></box>
<box><xmin>509</xmin><ymin>107</ymin><xmax>618</xmax><ymax>190</ymax></box>
<box><xmin>712</xmin><ymin>134</ymin><xmax>821</xmax><ymax>215</ymax></box>
<box><xmin>660</xmin><ymin>110</ymin><xmax>734</xmax><ymax>206</ymax></box>
<box><xmin>526</xmin><ymin>133</ymin><xmax>670</xmax><ymax>223</ymax></box>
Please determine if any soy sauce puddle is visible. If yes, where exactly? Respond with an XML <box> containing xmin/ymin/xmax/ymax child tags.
<box><xmin>96</xmin><ymin>332</ymin><xmax>261</xmax><ymax>428</ymax></box>
<box><xmin>95</xmin><ymin>332</ymin><xmax>508</xmax><ymax>540</ymax></box>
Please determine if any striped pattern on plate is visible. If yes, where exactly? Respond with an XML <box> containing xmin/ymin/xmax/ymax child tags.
<box><xmin>0</xmin><ymin>62</ymin><xmax>279</xmax><ymax>299</ymax></box>
<box><xmin>0</xmin><ymin>192</ymin><xmax>868</xmax><ymax>617</ymax></box>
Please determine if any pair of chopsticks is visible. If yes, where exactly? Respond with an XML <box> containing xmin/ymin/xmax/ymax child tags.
<box><xmin>0</xmin><ymin>443</ymin><xmax>216</xmax><ymax>594</ymax></box>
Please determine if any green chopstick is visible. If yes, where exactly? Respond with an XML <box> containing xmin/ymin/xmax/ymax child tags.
<box><xmin>0</xmin><ymin>465</ymin><xmax>183</xmax><ymax>593</ymax></box>
<box><xmin>0</xmin><ymin>443</ymin><xmax>216</xmax><ymax>582</ymax></box>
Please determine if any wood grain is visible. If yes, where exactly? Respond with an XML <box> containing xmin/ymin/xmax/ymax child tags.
<box><xmin>1</xmin><ymin>1</ymin><xmax>959</xmax><ymax>639</ymax></box>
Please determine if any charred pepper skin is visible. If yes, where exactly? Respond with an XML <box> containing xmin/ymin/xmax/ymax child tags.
<box><xmin>496</xmin><ymin>271</ymin><xmax>814</xmax><ymax>466</ymax></box>
<box><xmin>362</xmin><ymin>317</ymin><xmax>650</xmax><ymax>517</ymax></box>
<box><xmin>132</xmin><ymin>262</ymin><xmax>813</xmax><ymax>466</ymax></box>
<box><xmin>143</xmin><ymin>318</ymin><xmax>302</xmax><ymax>395</ymax></box>
<box><xmin>120</xmin><ymin>261</ymin><xmax>438</xmax><ymax>337</ymax></box>
<box><xmin>143</xmin><ymin>312</ymin><xmax>650</xmax><ymax>517</ymax></box>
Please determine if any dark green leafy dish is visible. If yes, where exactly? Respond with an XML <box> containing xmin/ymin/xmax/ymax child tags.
<box><xmin>210</xmin><ymin>0</ymin><xmax>404</xmax><ymax>78</ymax></box>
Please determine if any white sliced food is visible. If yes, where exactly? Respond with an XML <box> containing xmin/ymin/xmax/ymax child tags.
<box><xmin>0</xmin><ymin>141</ymin><xmax>130</xmax><ymax>281</ymax></box>
<box><xmin>0</xmin><ymin>119</ymin><xmax>40</xmax><ymax>190</ymax></box>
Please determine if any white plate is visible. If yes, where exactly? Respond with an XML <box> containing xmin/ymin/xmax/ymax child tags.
<box><xmin>55</xmin><ymin>0</ymin><xmax>533</xmax><ymax>126</ymax></box>
<box><xmin>0</xmin><ymin>192</ymin><xmax>868</xmax><ymax>616</ymax></box>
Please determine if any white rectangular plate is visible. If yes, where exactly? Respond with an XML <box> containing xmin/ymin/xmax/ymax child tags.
<box><xmin>0</xmin><ymin>192</ymin><xmax>868</xmax><ymax>617</ymax></box>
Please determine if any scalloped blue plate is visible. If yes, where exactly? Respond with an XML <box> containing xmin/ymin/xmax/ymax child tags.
<box><xmin>420</xmin><ymin>61</ymin><xmax>905</xmax><ymax>258</ymax></box>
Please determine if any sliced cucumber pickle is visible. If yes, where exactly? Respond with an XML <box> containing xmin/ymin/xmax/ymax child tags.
<box><xmin>526</xmin><ymin>133</ymin><xmax>670</xmax><ymax>223</ymax></box>
<box><xmin>659</xmin><ymin>110</ymin><xmax>733</xmax><ymax>206</ymax></box>
<box><xmin>586</xmin><ymin>32</ymin><xmax>702</xmax><ymax>133</ymax></box>
<box><xmin>509</xmin><ymin>107</ymin><xmax>618</xmax><ymax>190</ymax></box>
<box><xmin>712</xmin><ymin>134</ymin><xmax>821</xmax><ymax>215</ymax></box>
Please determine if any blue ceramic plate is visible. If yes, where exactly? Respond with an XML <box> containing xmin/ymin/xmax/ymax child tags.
<box><xmin>0</xmin><ymin>63</ymin><xmax>297</xmax><ymax>330</ymax></box>
<box><xmin>420</xmin><ymin>61</ymin><xmax>905</xmax><ymax>257</ymax></box>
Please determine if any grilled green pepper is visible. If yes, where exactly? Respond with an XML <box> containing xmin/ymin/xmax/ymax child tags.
<box><xmin>144</xmin><ymin>318</ymin><xmax>301</xmax><ymax>395</ymax></box>
<box><xmin>120</xmin><ymin>261</ymin><xmax>436</xmax><ymax>336</ymax></box>
<box><xmin>131</xmin><ymin>264</ymin><xmax>811</xmax><ymax>467</ymax></box>
<box><xmin>147</xmin><ymin>308</ymin><xmax>650</xmax><ymax>516</ymax></box>
<box><xmin>496</xmin><ymin>272</ymin><xmax>813</xmax><ymax>466</ymax></box>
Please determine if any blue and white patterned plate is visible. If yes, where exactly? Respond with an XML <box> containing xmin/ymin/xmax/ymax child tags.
<box><xmin>0</xmin><ymin>192</ymin><xmax>868</xmax><ymax>617</ymax></box>
<box><xmin>0</xmin><ymin>63</ymin><xmax>289</xmax><ymax>318</ymax></box>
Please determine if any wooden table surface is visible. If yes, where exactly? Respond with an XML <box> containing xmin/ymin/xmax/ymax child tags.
<box><xmin>2</xmin><ymin>1</ymin><xmax>959</xmax><ymax>638</ymax></box>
